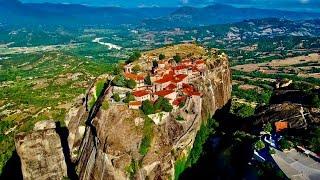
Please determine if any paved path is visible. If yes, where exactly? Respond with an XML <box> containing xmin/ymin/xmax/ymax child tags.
<box><xmin>272</xmin><ymin>149</ymin><xmax>320</xmax><ymax>180</ymax></box>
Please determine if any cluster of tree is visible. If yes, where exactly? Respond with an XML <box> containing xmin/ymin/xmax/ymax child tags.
<box><xmin>141</xmin><ymin>97</ymin><xmax>173</xmax><ymax>115</ymax></box>
<box><xmin>278</xmin><ymin>138</ymin><xmax>293</xmax><ymax>150</ymax></box>
<box><xmin>126</xmin><ymin>51</ymin><xmax>141</xmax><ymax>64</ymax></box>
<box><xmin>231</xmin><ymin>102</ymin><xmax>255</xmax><ymax>118</ymax></box>
<box><xmin>112</xmin><ymin>75</ymin><xmax>137</xmax><ymax>89</ymax></box>
<box><xmin>123</xmin><ymin>92</ymin><xmax>135</xmax><ymax>103</ymax></box>
<box><xmin>232</xmin><ymin>85</ymin><xmax>272</xmax><ymax>104</ymax></box>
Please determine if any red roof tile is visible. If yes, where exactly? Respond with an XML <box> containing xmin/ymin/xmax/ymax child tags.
<box><xmin>133</xmin><ymin>90</ymin><xmax>150</xmax><ymax>97</ymax></box>
<box><xmin>174</xmin><ymin>65</ymin><xmax>188</xmax><ymax>71</ymax></box>
<box><xmin>173</xmin><ymin>96</ymin><xmax>186</xmax><ymax>106</ymax></box>
<box><xmin>195</xmin><ymin>60</ymin><xmax>205</xmax><ymax>65</ymax></box>
<box><xmin>154</xmin><ymin>90</ymin><xmax>175</xmax><ymax>97</ymax></box>
<box><xmin>165</xmin><ymin>83</ymin><xmax>177</xmax><ymax>90</ymax></box>
<box><xmin>154</xmin><ymin>74</ymin><xmax>174</xmax><ymax>84</ymax></box>
<box><xmin>129</xmin><ymin>101</ymin><xmax>142</xmax><ymax>106</ymax></box>
<box><xmin>124</xmin><ymin>73</ymin><xmax>145</xmax><ymax>81</ymax></box>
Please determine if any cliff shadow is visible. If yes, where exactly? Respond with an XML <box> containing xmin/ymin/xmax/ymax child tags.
<box><xmin>0</xmin><ymin>150</ymin><xmax>23</xmax><ymax>180</ymax></box>
<box><xmin>180</xmin><ymin>100</ymin><xmax>257</xmax><ymax>179</ymax></box>
<box><xmin>55</xmin><ymin>122</ymin><xmax>79</xmax><ymax>180</ymax></box>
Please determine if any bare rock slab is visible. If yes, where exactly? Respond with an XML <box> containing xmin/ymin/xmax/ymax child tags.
<box><xmin>15</xmin><ymin>120</ymin><xmax>68</xmax><ymax>180</ymax></box>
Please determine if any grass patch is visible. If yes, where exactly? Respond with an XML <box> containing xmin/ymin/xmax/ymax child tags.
<box><xmin>174</xmin><ymin>156</ymin><xmax>187</xmax><ymax>180</ymax></box>
<box><xmin>139</xmin><ymin>118</ymin><xmax>154</xmax><ymax>156</ymax></box>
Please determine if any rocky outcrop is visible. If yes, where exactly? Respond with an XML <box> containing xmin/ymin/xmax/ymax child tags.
<box><xmin>76</xmin><ymin>51</ymin><xmax>232</xmax><ymax>179</ymax></box>
<box><xmin>15</xmin><ymin>120</ymin><xmax>68</xmax><ymax>180</ymax></box>
<box><xmin>13</xmin><ymin>46</ymin><xmax>232</xmax><ymax>180</ymax></box>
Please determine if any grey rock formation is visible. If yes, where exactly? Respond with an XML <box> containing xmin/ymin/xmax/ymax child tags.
<box><xmin>15</xmin><ymin>120</ymin><xmax>68</xmax><ymax>180</ymax></box>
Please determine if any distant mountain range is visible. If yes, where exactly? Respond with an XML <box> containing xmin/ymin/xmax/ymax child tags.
<box><xmin>0</xmin><ymin>0</ymin><xmax>319</xmax><ymax>28</ymax></box>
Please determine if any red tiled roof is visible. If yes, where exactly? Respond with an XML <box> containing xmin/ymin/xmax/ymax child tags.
<box><xmin>154</xmin><ymin>74</ymin><xmax>174</xmax><ymax>84</ymax></box>
<box><xmin>172</xmin><ymin>74</ymin><xmax>188</xmax><ymax>83</ymax></box>
<box><xmin>195</xmin><ymin>60</ymin><xmax>205</xmax><ymax>65</ymax></box>
<box><xmin>129</xmin><ymin>101</ymin><xmax>142</xmax><ymax>106</ymax></box>
<box><xmin>124</xmin><ymin>73</ymin><xmax>144</xmax><ymax>81</ymax></box>
<box><xmin>174</xmin><ymin>65</ymin><xmax>188</xmax><ymax>71</ymax></box>
<box><xmin>165</xmin><ymin>83</ymin><xmax>177</xmax><ymax>90</ymax></box>
<box><xmin>173</xmin><ymin>96</ymin><xmax>186</xmax><ymax>106</ymax></box>
<box><xmin>181</xmin><ymin>59</ymin><xmax>192</xmax><ymax>64</ymax></box>
<box><xmin>133</xmin><ymin>90</ymin><xmax>150</xmax><ymax>97</ymax></box>
<box><xmin>192</xmin><ymin>92</ymin><xmax>202</xmax><ymax>96</ymax></box>
<box><xmin>154</xmin><ymin>90</ymin><xmax>175</xmax><ymax>97</ymax></box>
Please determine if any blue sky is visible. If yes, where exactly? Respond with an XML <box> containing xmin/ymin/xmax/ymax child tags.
<box><xmin>20</xmin><ymin>0</ymin><xmax>320</xmax><ymax>11</ymax></box>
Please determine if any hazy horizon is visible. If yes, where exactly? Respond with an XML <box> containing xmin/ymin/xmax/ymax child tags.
<box><xmin>18</xmin><ymin>0</ymin><xmax>320</xmax><ymax>12</ymax></box>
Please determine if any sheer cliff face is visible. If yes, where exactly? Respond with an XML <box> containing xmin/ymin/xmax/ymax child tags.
<box><xmin>15</xmin><ymin>121</ymin><xmax>68</xmax><ymax>180</ymax></box>
<box><xmin>76</xmin><ymin>53</ymin><xmax>232</xmax><ymax>180</ymax></box>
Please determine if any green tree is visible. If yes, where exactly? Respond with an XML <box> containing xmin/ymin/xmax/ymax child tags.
<box><xmin>159</xmin><ymin>54</ymin><xmax>165</xmax><ymax>60</ymax></box>
<box><xmin>126</xmin><ymin>79</ymin><xmax>137</xmax><ymax>89</ymax></box>
<box><xmin>126</xmin><ymin>51</ymin><xmax>141</xmax><ymax>64</ymax></box>
<box><xmin>144</xmin><ymin>75</ymin><xmax>152</xmax><ymax>85</ymax></box>
<box><xmin>263</xmin><ymin>123</ymin><xmax>273</xmax><ymax>133</ymax></box>
<box><xmin>310</xmin><ymin>128</ymin><xmax>320</xmax><ymax>152</ymax></box>
<box><xmin>112</xmin><ymin>93</ymin><xmax>121</xmax><ymax>102</ymax></box>
<box><xmin>311</xmin><ymin>95</ymin><xmax>320</xmax><ymax>108</ymax></box>
<box><xmin>173</xmin><ymin>54</ymin><xmax>182</xmax><ymax>63</ymax></box>
<box><xmin>112</xmin><ymin>64</ymin><xmax>121</xmax><ymax>75</ymax></box>
<box><xmin>132</xmin><ymin>65</ymin><xmax>141</xmax><ymax>74</ymax></box>
<box><xmin>279</xmin><ymin>139</ymin><xmax>293</xmax><ymax>150</ymax></box>
<box><xmin>233</xmin><ymin>103</ymin><xmax>255</xmax><ymax>118</ymax></box>
<box><xmin>141</xmin><ymin>100</ymin><xmax>155</xmax><ymax>115</ymax></box>
<box><xmin>161</xmin><ymin>98</ymin><xmax>173</xmax><ymax>112</ymax></box>
<box><xmin>123</xmin><ymin>93</ymin><xmax>135</xmax><ymax>103</ymax></box>
<box><xmin>254</xmin><ymin>140</ymin><xmax>266</xmax><ymax>151</ymax></box>
<box><xmin>152</xmin><ymin>60</ymin><xmax>158</xmax><ymax>68</ymax></box>
<box><xmin>112</xmin><ymin>75</ymin><xmax>127</xmax><ymax>87</ymax></box>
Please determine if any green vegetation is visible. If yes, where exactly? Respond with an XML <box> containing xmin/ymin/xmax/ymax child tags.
<box><xmin>232</xmin><ymin>85</ymin><xmax>272</xmax><ymax>104</ymax></box>
<box><xmin>173</xmin><ymin>54</ymin><xmax>182</xmax><ymax>63</ymax></box>
<box><xmin>144</xmin><ymin>75</ymin><xmax>152</xmax><ymax>85</ymax></box>
<box><xmin>95</xmin><ymin>79</ymin><xmax>106</xmax><ymax>97</ymax></box>
<box><xmin>176</xmin><ymin>115</ymin><xmax>185</xmax><ymax>121</ymax></box>
<box><xmin>112</xmin><ymin>75</ymin><xmax>136</xmax><ymax>89</ymax></box>
<box><xmin>279</xmin><ymin>138</ymin><xmax>293</xmax><ymax>150</ymax></box>
<box><xmin>125</xmin><ymin>159</ymin><xmax>137</xmax><ymax>179</ymax></box>
<box><xmin>126</xmin><ymin>51</ymin><xmax>141</xmax><ymax>64</ymax></box>
<box><xmin>174</xmin><ymin>118</ymin><xmax>219</xmax><ymax>180</ymax></box>
<box><xmin>141</xmin><ymin>100</ymin><xmax>155</xmax><ymax>115</ymax></box>
<box><xmin>159</xmin><ymin>54</ymin><xmax>166</xmax><ymax>60</ymax></box>
<box><xmin>0</xmin><ymin>52</ymin><xmax>112</xmax><ymax>174</ymax></box>
<box><xmin>174</xmin><ymin>156</ymin><xmax>187</xmax><ymax>180</ymax></box>
<box><xmin>254</xmin><ymin>140</ymin><xmax>266</xmax><ymax>151</ymax></box>
<box><xmin>311</xmin><ymin>95</ymin><xmax>320</xmax><ymax>108</ymax></box>
<box><xmin>112</xmin><ymin>93</ymin><xmax>121</xmax><ymax>102</ymax></box>
<box><xmin>141</xmin><ymin>97</ymin><xmax>173</xmax><ymax>115</ymax></box>
<box><xmin>101</xmin><ymin>100</ymin><xmax>109</xmax><ymax>110</ymax></box>
<box><xmin>231</xmin><ymin>102</ymin><xmax>255</xmax><ymax>118</ymax></box>
<box><xmin>263</xmin><ymin>123</ymin><xmax>273</xmax><ymax>134</ymax></box>
<box><xmin>132</xmin><ymin>65</ymin><xmax>141</xmax><ymax>73</ymax></box>
<box><xmin>123</xmin><ymin>93</ymin><xmax>135</xmax><ymax>103</ymax></box>
<box><xmin>139</xmin><ymin>118</ymin><xmax>154</xmax><ymax>156</ymax></box>
<box><xmin>186</xmin><ymin>118</ymin><xmax>218</xmax><ymax>167</ymax></box>
<box><xmin>126</xmin><ymin>79</ymin><xmax>137</xmax><ymax>89</ymax></box>
<box><xmin>310</xmin><ymin>128</ymin><xmax>320</xmax><ymax>152</ymax></box>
